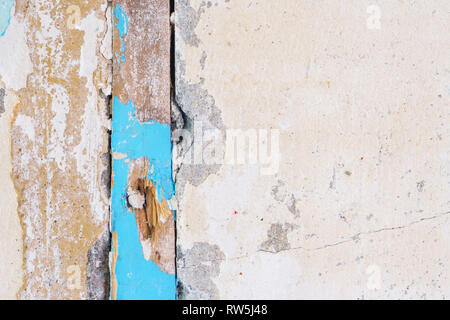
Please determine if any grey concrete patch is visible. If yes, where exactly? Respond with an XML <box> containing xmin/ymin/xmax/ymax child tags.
<box><xmin>177</xmin><ymin>242</ymin><xmax>225</xmax><ymax>299</ymax></box>
<box><xmin>200</xmin><ymin>51</ymin><xmax>207</xmax><ymax>69</ymax></box>
<box><xmin>86</xmin><ymin>229</ymin><xmax>110</xmax><ymax>300</ymax></box>
<box><xmin>100</xmin><ymin>151</ymin><xmax>111</xmax><ymax>200</ymax></box>
<box><xmin>173</xmin><ymin>53</ymin><xmax>225</xmax><ymax>196</ymax></box>
<box><xmin>176</xmin><ymin>0</ymin><xmax>201</xmax><ymax>47</ymax></box>
<box><xmin>175</xmin><ymin>0</ymin><xmax>219</xmax><ymax>47</ymax></box>
<box><xmin>175</xmin><ymin>53</ymin><xmax>225</xmax><ymax>131</ymax></box>
<box><xmin>0</xmin><ymin>88</ymin><xmax>5</xmax><ymax>117</ymax></box>
<box><xmin>260</xmin><ymin>223</ymin><xmax>295</xmax><ymax>253</ymax></box>
<box><xmin>271</xmin><ymin>180</ymin><xmax>300</xmax><ymax>217</ymax></box>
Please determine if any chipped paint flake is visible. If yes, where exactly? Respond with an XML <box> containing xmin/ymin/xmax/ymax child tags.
<box><xmin>7</xmin><ymin>0</ymin><xmax>111</xmax><ymax>299</ymax></box>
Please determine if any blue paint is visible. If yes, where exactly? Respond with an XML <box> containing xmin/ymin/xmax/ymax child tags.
<box><xmin>111</xmin><ymin>97</ymin><xmax>176</xmax><ymax>300</ymax></box>
<box><xmin>114</xmin><ymin>4</ymin><xmax>128</xmax><ymax>37</ymax></box>
<box><xmin>114</xmin><ymin>4</ymin><xmax>128</xmax><ymax>66</ymax></box>
<box><xmin>0</xmin><ymin>0</ymin><xmax>14</xmax><ymax>37</ymax></box>
<box><xmin>112</xmin><ymin>97</ymin><xmax>174</xmax><ymax>200</ymax></box>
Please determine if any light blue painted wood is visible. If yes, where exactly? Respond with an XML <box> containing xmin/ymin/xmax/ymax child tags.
<box><xmin>111</xmin><ymin>2</ymin><xmax>176</xmax><ymax>300</ymax></box>
<box><xmin>111</xmin><ymin>98</ymin><xmax>175</xmax><ymax>300</ymax></box>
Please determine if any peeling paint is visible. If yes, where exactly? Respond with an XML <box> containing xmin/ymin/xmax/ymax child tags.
<box><xmin>1</xmin><ymin>0</ymin><xmax>447</xmax><ymax>301</ymax></box>
<box><xmin>113</xmin><ymin>0</ymin><xmax>171</xmax><ymax>124</ymax></box>
<box><xmin>172</xmin><ymin>54</ymin><xmax>225</xmax><ymax>196</ymax></box>
<box><xmin>260</xmin><ymin>223</ymin><xmax>295</xmax><ymax>254</ymax></box>
<box><xmin>113</xmin><ymin>4</ymin><xmax>127</xmax><ymax>66</ymax></box>
<box><xmin>111</xmin><ymin>0</ymin><xmax>174</xmax><ymax>299</ymax></box>
<box><xmin>8</xmin><ymin>0</ymin><xmax>111</xmax><ymax>299</ymax></box>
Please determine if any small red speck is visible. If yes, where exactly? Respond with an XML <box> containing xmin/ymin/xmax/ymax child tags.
<box><xmin>234</xmin><ymin>210</ymin><xmax>238</xmax><ymax>215</ymax></box>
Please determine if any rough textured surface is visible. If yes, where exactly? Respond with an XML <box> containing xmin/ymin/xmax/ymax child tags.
<box><xmin>177</xmin><ymin>242</ymin><xmax>225</xmax><ymax>299</ymax></box>
<box><xmin>86</xmin><ymin>229</ymin><xmax>110</xmax><ymax>300</ymax></box>
<box><xmin>175</xmin><ymin>0</ymin><xmax>450</xmax><ymax>299</ymax></box>
<box><xmin>0</xmin><ymin>0</ymin><xmax>111</xmax><ymax>299</ymax></box>
<box><xmin>111</xmin><ymin>0</ymin><xmax>175</xmax><ymax>300</ymax></box>
<box><xmin>113</xmin><ymin>0</ymin><xmax>170</xmax><ymax>123</ymax></box>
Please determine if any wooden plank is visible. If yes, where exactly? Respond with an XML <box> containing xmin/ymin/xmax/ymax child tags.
<box><xmin>111</xmin><ymin>0</ymin><xmax>175</xmax><ymax>300</ymax></box>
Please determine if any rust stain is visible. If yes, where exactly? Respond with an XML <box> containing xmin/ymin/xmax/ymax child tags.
<box><xmin>127</xmin><ymin>158</ymin><xmax>175</xmax><ymax>274</ymax></box>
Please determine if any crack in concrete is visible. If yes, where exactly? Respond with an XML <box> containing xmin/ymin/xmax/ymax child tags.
<box><xmin>180</xmin><ymin>211</ymin><xmax>450</xmax><ymax>268</ymax></box>
<box><xmin>258</xmin><ymin>210</ymin><xmax>450</xmax><ymax>254</ymax></box>
<box><xmin>86</xmin><ymin>229</ymin><xmax>111</xmax><ymax>300</ymax></box>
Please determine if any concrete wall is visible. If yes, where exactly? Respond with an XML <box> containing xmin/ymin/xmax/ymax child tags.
<box><xmin>174</xmin><ymin>0</ymin><xmax>450</xmax><ymax>299</ymax></box>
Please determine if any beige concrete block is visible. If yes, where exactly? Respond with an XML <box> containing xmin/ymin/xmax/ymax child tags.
<box><xmin>175</xmin><ymin>0</ymin><xmax>450</xmax><ymax>299</ymax></box>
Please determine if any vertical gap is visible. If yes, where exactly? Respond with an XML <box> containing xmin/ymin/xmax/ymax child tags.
<box><xmin>107</xmin><ymin>0</ymin><xmax>114</xmax><ymax>301</ymax></box>
<box><xmin>169</xmin><ymin>0</ymin><xmax>179</xmax><ymax>301</ymax></box>
<box><xmin>170</xmin><ymin>0</ymin><xmax>175</xmax><ymax>91</ymax></box>
<box><xmin>88</xmin><ymin>0</ymin><xmax>114</xmax><ymax>300</ymax></box>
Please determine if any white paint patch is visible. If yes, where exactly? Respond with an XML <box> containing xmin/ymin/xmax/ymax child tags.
<box><xmin>141</xmin><ymin>238</ymin><xmax>152</xmax><ymax>261</ymax></box>
<box><xmin>217</xmin><ymin>251</ymin><xmax>303</xmax><ymax>299</ymax></box>
<box><xmin>100</xmin><ymin>4</ymin><xmax>113</xmax><ymax>61</ymax></box>
<box><xmin>73</xmin><ymin>11</ymin><xmax>110</xmax><ymax>224</ymax></box>
<box><xmin>14</xmin><ymin>114</ymin><xmax>35</xmax><ymax>141</ymax></box>
<box><xmin>127</xmin><ymin>186</ymin><xmax>145</xmax><ymax>209</ymax></box>
<box><xmin>47</xmin><ymin>84</ymin><xmax>69</xmax><ymax>171</ymax></box>
<box><xmin>0</xmin><ymin>11</ymin><xmax>32</xmax><ymax>91</ymax></box>
<box><xmin>112</xmin><ymin>152</ymin><xmax>127</xmax><ymax>160</ymax></box>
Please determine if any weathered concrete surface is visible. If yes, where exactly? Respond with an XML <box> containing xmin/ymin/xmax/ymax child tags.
<box><xmin>0</xmin><ymin>0</ymin><xmax>111</xmax><ymax>299</ymax></box>
<box><xmin>174</xmin><ymin>0</ymin><xmax>450</xmax><ymax>299</ymax></box>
